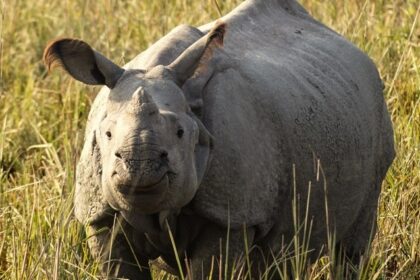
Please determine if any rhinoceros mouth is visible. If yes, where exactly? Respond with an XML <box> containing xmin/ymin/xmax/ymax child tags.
<box><xmin>116</xmin><ymin>173</ymin><xmax>170</xmax><ymax>196</ymax></box>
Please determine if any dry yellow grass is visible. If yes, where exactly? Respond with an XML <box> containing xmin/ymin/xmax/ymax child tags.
<box><xmin>0</xmin><ymin>0</ymin><xmax>419</xmax><ymax>279</ymax></box>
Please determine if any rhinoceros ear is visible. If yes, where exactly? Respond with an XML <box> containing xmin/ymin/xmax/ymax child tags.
<box><xmin>168</xmin><ymin>22</ymin><xmax>225</xmax><ymax>86</ymax></box>
<box><xmin>43</xmin><ymin>38</ymin><xmax>124</xmax><ymax>89</ymax></box>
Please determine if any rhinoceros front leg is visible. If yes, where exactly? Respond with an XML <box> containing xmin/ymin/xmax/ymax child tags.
<box><xmin>186</xmin><ymin>223</ymin><xmax>256</xmax><ymax>280</ymax></box>
<box><xmin>86</xmin><ymin>214</ymin><xmax>154</xmax><ymax>280</ymax></box>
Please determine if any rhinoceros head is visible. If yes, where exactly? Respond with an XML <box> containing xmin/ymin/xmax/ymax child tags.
<box><xmin>44</xmin><ymin>23</ymin><xmax>225</xmax><ymax>215</ymax></box>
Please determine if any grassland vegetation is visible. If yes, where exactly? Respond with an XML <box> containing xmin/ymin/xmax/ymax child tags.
<box><xmin>0</xmin><ymin>0</ymin><xmax>419</xmax><ymax>279</ymax></box>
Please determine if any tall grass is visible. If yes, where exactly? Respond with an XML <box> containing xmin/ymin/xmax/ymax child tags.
<box><xmin>1</xmin><ymin>0</ymin><xmax>419</xmax><ymax>279</ymax></box>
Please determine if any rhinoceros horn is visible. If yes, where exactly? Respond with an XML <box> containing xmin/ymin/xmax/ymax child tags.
<box><xmin>168</xmin><ymin>22</ymin><xmax>226</xmax><ymax>86</ymax></box>
<box><xmin>130</xmin><ymin>87</ymin><xmax>159</xmax><ymax>116</ymax></box>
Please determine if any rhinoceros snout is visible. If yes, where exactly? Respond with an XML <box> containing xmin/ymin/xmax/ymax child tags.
<box><xmin>111</xmin><ymin>147</ymin><xmax>169</xmax><ymax>193</ymax></box>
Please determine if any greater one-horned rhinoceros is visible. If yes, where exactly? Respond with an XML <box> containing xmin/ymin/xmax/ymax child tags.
<box><xmin>44</xmin><ymin>0</ymin><xmax>394</xmax><ymax>278</ymax></box>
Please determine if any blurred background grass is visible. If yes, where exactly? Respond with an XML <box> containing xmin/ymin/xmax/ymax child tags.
<box><xmin>0</xmin><ymin>0</ymin><xmax>419</xmax><ymax>279</ymax></box>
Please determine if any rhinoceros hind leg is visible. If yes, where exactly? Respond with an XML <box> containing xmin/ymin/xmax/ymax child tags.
<box><xmin>334</xmin><ymin>189</ymin><xmax>380</xmax><ymax>278</ymax></box>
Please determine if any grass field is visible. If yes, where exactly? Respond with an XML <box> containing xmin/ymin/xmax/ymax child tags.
<box><xmin>0</xmin><ymin>0</ymin><xmax>419</xmax><ymax>279</ymax></box>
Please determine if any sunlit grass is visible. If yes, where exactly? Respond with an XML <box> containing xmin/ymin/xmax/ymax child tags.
<box><xmin>1</xmin><ymin>0</ymin><xmax>419</xmax><ymax>279</ymax></box>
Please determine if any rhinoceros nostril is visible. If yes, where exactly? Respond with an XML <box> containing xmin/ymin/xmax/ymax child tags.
<box><xmin>115</xmin><ymin>152</ymin><xmax>122</xmax><ymax>159</ymax></box>
<box><xmin>160</xmin><ymin>151</ymin><xmax>168</xmax><ymax>159</ymax></box>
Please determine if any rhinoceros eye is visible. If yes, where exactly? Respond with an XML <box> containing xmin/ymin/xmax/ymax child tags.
<box><xmin>106</xmin><ymin>131</ymin><xmax>112</xmax><ymax>139</ymax></box>
<box><xmin>177</xmin><ymin>128</ymin><xmax>184</xmax><ymax>139</ymax></box>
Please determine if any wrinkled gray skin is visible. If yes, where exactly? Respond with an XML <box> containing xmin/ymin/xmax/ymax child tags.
<box><xmin>45</xmin><ymin>0</ymin><xmax>394</xmax><ymax>278</ymax></box>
